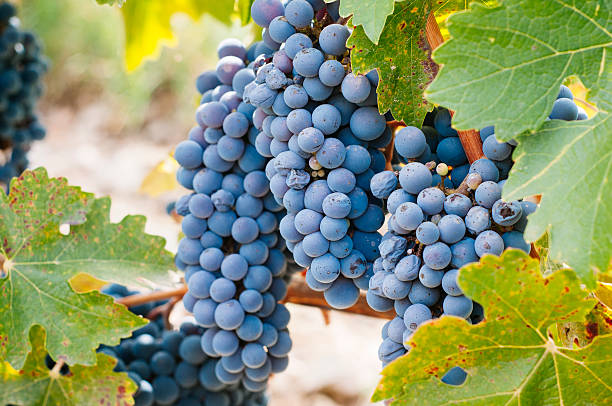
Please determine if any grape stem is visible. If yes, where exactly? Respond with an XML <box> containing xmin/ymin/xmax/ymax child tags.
<box><xmin>424</xmin><ymin>13</ymin><xmax>484</xmax><ymax>164</ymax></box>
<box><xmin>115</xmin><ymin>278</ymin><xmax>395</xmax><ymax>320</ymax></box>
<box><xmin>49</xmin><ymin>358</ymin><xmax>65</xmax><ymax>379</ymax></box>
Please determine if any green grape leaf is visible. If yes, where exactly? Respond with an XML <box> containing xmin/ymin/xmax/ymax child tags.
<box><xmin>338</xmin><ymin>0</ymin><xmax>396</xmax><ymax>45</ymax></box>
<box><xmin>0</xmin><ymin>168</ymin><xmax>173</xmax><ymax>369</ymax></box>
<box><xmin>425</xmin><ymin>0</ymin><xmax>612</xmax><ymax>141</ymax></box>
<box><xmin>373</xmin><ymin>250</ymin><xmax>612</xmax><ymax>405</ymax></box>
<box><xmin>120</xmin><ymin>0</ymin><xmax>235</xmax><ymax>70</ymax></box>
<box><xmin>0</xmin><ymin>326</ymin><xmax>137</xmax><ymax>406</ymax></box>
<box><xmin>504</xmin><ymin>113</ymin><xmax>612</xmax><ymax>288</ymax></box>
<box><xmin>348</xmin><ymin>1</ymin><xmax>436</xmax><ymax>127</ymax></box>
<box><xmin>237</xmin><ymin>0</ymin><xmax>254</xmax><ymax>25</ymax></box>
<box><xmin>95</xmin><ymin>0</ymin><xmax>123</xmax><ymax>5</ymax></box>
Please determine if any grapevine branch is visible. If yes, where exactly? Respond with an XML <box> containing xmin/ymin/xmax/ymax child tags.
<box><xmin>424</xmin><ymin>13</ymin><xmax>484</xmax><ymax>164</ymax></box>
<box><xmin>115</xmin><ymin>278</ymin><xmax>394</xmax><ymax>320</ymax></box>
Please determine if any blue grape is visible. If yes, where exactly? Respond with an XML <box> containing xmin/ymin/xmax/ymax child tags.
<box><xmin>442</xmin><ymin>268</ymin><xmax>463</xmax><ymax>296</ymax></box>
<box><xmin>464</xmin><ymin>206</ymin><xmax>490</xmax><ymax>234</ymax></box>
<box><xmin>207</xmin><ymin>211</ymin><xmax>237</xmax><ymax>237</ymax></box>
<box><xmin>342</xmin><ymin>144</ymin><xmax>371</xmax><ymax>174</ymax></box>
<box><xmin>302</xmin><ymin>76</ymin><xmax>333</xmax><ymax>100</ymax></box>
<box><xmin>312</xmin><ymin>104</ymin><xmax>341</xmax><ymax>135</ymax></box>
<box><xmin>437</xmin><ymin>214</ymin><xmax>466</xmax><ymax>244</ymax></box>
<box><xmin>502</xmin><ymin>231</ymin><xmax>531</xmax><ymax>253</ymax></box>
<box><xmin>422</xmin><ymin>241</ymin><xmax>452</xmax><ymax>270</ymax></box>
<box><xmin>175</xmin><ymin>141</ymin><xmax>203</xmax><ymax>169</ymax></box>
<box><xmin>320</xmin><ymin>216</ymin><xmax>349</xmax><ymax>241</ymax></box>
<box><xmin>443</xmin><ymin>295</ymin><xmax>473</xmax><ymax>318</ymax></box>
<box><xmin>353</xmin><ymin>204</ymin><xmax>384</xmax><ymax>232</ymax></box>
<box><xmin>339</xmin><ymin>250</ymin><xmax>367</xmax><ymax>278</ymax></box>
<box><xmin>382</xmin><ymin>273</ymin><xmax>411</xmax><ymax>300</ymax></box>
<box><xmin>474</xmin><ymin>230</ymin><xmax>504</xmax><ymax>257</ymax></box>
<box><xmin>212</xmin><ymin>330</ymin><xmax>240</xmax><ymax>356</ymax></box>
<box><xmin>214</xmin><ymin>299</ymin><xmax>246</xmax><ymax>330</ymax></box>
<box><xmin>436</xmin><ymin>137</ymin><xmax>467</xmax><ymax>166</ymax></box>
<box><xmin>324</xmin><ymin>277</ymin><xmax>360</xmax><ymax>309</ymax></box>
<box><xmin>294</xmin><ymin>208</ymin><xmax>323</xmax><ymax>234</ymax></box>
<box><xmin>188</xmin><ymin>270</ymin><xmax>216</xmax><ymax>299</ymax></box>
<box><xmin>403</xmin><ymin>303</ymin><xmax>432</xmax><ymax>332</ymax></box>
<box><xmin>284</xmin><ymin>0</ymin><xmax>314</xmax><ymax>28</ymax></box>
<box><xmin>349</xmin><ymin>106</ymin><xmax>386</xmax><ymax>141</ymax></box>
<box><xmin>196</xmin><ymin>70</ymin><xmax>221</xmax><ymax>94</ymax></box>
<box><xmin>326</xmin><ymin>168</ymin><xmax>355</xmax><ymax>194</ymax></box>
<box><xmin>181</xmin><ymin>215</ymin><xmax>207</xmax><ymax>239</ymax></box>
<box><xmin>310</xmin><ymin>253</ymin><xmax>341</xmax><ymax>283</ymax></box>
<box><xmin>549</xmin><ymin>97</ymin><xmax>578</xmax><ymax>120</ymax></box>
<box><xmin>330</xmin><ymin>95</ymin><xmax>358</xmax><ymax>127</ymax></box>
<box><xmin>369</xmin><ymin>171</ymin><xmax>397</xmax><ymax>199</ymax></box>
<box><xmin>178</xmin><ymin>335</ymin><xmax>207</xmax><ymax>364</ymax></box>
<box><xmin>450</xmin><ymin>238</ymin><xmax>478</xmax><ymax>268</ymax></box>
<box><xmin>284</xmin><ymin>32</ymin><xmax>313</xmax><ymax>58</ymax></box>
<box><xmin>387</xmin><ymin>189</ymin><xmax>416</xmax><ymax>215</ymax></box>
<box><xmin>322</xmin><ymin>192</ymin><xmax>352</xmax><ymax>219</ymax></box>
<box><xmin>433</xmin><ymin>108</ymin><xmax>457</xmax><ymax>137</ymax></box>
<box><xmin>318</xmin><ymin>59</ymin><xmax>345</xmax><ymax>87</ymax></box>
<box><xmin>203</xmin><ymin>145</ymin><xmax>233</xmax><ymax>172</ymax></box>
<box><xmin>408</xmin><ymin>280</ymin><xmax>440</xmax><ymax>307</ymax></box>
<box><xmin>193</xmin><ymin>298</ymin><xmax>217</xmax><ymax>327</ymax></box>
<box><xmin>329</xmin><ymin>235</ymin><xmax>354</xmax><ymax>259</ymax></box>
<box><xmin>366</xmin><ymin>290</ymin><xmax>394</xmax><ymax>312</ymax></box>
<box><xmin>514</xmin><ymin>200</ymin><xmax>537</xmax><ymax>232</ymax></box>
<box><xmin>283</xmin><ymin>188</ymin><xmax>305</xmax><ymax>213</ymax></box>
<box><xmin>152</xmin><ymin>376</ymin><xmax>180</xmax><ymax>405</ymax></box>
<box><xmin>416</xmin><ymin>221</ymin><xmax>439</xmax><ymax>245</ymax></box>
<box><xmin>469</xmin><ymin>158</ymin><xmax>499</xmax><ymax>182</ymax></box>
<box><xmin>482</xmin><ymin>134</ymin><xmax>512</xmax><ymax>161</ymax></box>
<box><xmin>352</xmin><ymin>230</ymin><xmax>382</xmax><ymax>261</ymax></box>
<box><xmin>188</xmin><ymin>194</ymin><xmax>214</xmax><ymax>219</ymax></box>
<box><xmin>268</xmin><ymin>16</ymin><xmax>296</xmax><ymax>43</ymax></box>
<box><xmin>193</xmin><ymin>168</ymin><xmax>223</xmax><ymax>195</ymax></box>
<box><xmin>211</xmin><ymin>189</ymin><xmax>235</xmax><ymax>212</ymax></box>
<box><xmin>416</xmin><ymin>187</ymin><xmax>445</xmax><ymax>215</ymax></box>
<box><xmin>395</xmin><ymin>202</ymin><xmax>424</xmax><ymax>231</ymax></box>
<box><xmin>178</xmin><ymin>237</ymin><xmax>204</xmax><ymax>265</ymax></box>
<box><xmin>341</xmin><ymin>73</ymin><xmax>371</xmax><ymax>104</ymax></box>
<box><xmin>318</xmin><ymin>23</ymin><xmax>350</xmax><ymax>55</ymax></box>
<box><xmin>284</xmin><ymin>85</ymin><xmax>308</xmax><ymax>109</ymax></box>
<box><xmin>293</xmin><ymin>47</ymin><xmax>324</xmax><ymax>78</ymax></box>
<box><xmin>395</xmin><ymin>126</ymin><xmax>427</xmax><ymax>159</ymax></box>
<box><xmin>244</xmin><ymin>265</ymin><xmax>273</xmax><ymax>291</ymax></box>
<box><xmin>442</xmin><ymin>366</ymin><xmax>468</xmax><ymax>386</ymax></box>
<box><xmin>450</xmin><ymin>163</ymin><xmax>469</xmax><ymax>188</ymax></box>
<box><xmin>474</xmin><ymin>181</ymin><xmax>501</xmax><ymax>209</ymax></box>
<box><xmin>210</xmin><ymin>278</ymin><xmax>237</xmax><ymax>303</ymax></box>
<box><xmin>217</xmin><ymin>38</ymin><xmax>246</xmax><ymax>59</ymax></box>
<box><xmin>418</xmin><ymin>265</ymin><xmax>444</xmax><ymax>288</ymax></box>
<box><xmin>394</xmin><ymin>254</ymin><xmax>420</xmax><ymax>281</ymax></box>
<box><xmin>399</xmin><ymin>162</ymin><xmax>432</xmax><ymax>194</ymax></box>
<box><xmin>231</xmin><ymin>216</ymin><xmax>260</xmax><ymax>244</ymax></box>
<box><xmin>270</xmin><ymin>116</ymin><xmax>292</xmax><ymax>141</ymax></box>
<box><xmin>236</xmin><ymin>193</ymin><xmax>264</xmax><ymax>218</ymax></box>
<box><xmin>491</xmin><ymin>199</ymin><xmax>522</xmax><ymax>226</ymax></box>
<box><xmin>251</xmin><ymin>0</ymin><xmax>285</xmax><ymax>28</ymax></box>
<box><xmin>302</xmin><ymin>231</ymin><xmax>330</xmax><ymax>257</ymax></box>
<box><xmin>241</xmin><ymin>343</ymin><xmax>267</xmax><ymax>369</ymax></box>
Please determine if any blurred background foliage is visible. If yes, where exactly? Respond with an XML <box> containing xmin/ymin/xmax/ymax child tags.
<box><xmin>20</xmin><ymin>0</ymin><xmax>255</xmax><ymax>132</ymax></box>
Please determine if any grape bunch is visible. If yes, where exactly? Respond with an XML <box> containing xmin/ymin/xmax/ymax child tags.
<box><xmin>99</xmin><ymin>284</ymin><xmax>268</xmax><ymax>406</ymax></box>
<box><xmin>244</xmin><ymin>0</ymin><xmax>391</xmax><ymax>309</ymax></box>
<box><xmin>173</xmin><ymin>37</ymin><xmax>302</xmax><ymax>398</ymax></box>
<box><xmin>369</xmin><ymin>85</ymin><xmax>585</xmax><ymax>375</ymax></box>
<box><xmin>0</xmin><ymin>2</ymin><xmax>47</xmax><ymax>188</ymax></box>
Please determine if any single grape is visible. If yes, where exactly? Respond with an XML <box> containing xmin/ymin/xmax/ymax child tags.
<box><xmin>318</xmin><ymin>23</ymin><xmax>350</xmax><ymax>56</ymax></box>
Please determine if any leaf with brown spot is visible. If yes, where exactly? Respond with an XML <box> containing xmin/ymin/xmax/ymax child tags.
<box><xmin>347</xmin><ymin>1</ymin><xmax>436</xmax><ymax>127</ymax></box>
<box><xmin>0</xmin><ymin>326</ymin><xmax>137</xmax><ymax>406</ymax></box>
<box><xmin>0</xmin><ymin>169</ymin><xmax>174</xmax><ymax>369</ymax></box>
<box><xmin>373</xmin><ymin>250</ymin><xmax>612</xmax><ymax>405</ymax></box>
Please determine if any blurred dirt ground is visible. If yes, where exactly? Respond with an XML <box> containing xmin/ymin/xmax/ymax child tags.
<box><xmin>29</xmin><ymin>103</ymin><xmax>387</xmax><ymax>406</ymax></box>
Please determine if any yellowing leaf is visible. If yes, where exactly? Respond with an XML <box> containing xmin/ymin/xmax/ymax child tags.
<box><xmin>0</xmin><ymin>169</ymin><xmax>173</xmax><ymax>369</ymax></box>
<box><xmin>374</xmin><ymin>250</ymin><xmax>612</xmax><ymax>405</ymax></box>
<box><xmin>120</xmin><ymin>0</ymin><xmax>236</xmax><ymax>71</ymax></box>
<box><xmin>69</xmin><ymin>273</ymin><xmax>108</xmax><ymax>293</ymax></box>
<box><xmin>140</xmin><ymin>154</ymin><xmax>180</xmax><ymax>197</ymax></box>
<box><xmin>0</xmin><ymin>326</ymin><xmax>137</xmax><ymax>406</ymax></box>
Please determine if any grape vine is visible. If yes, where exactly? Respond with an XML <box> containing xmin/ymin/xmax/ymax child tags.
<box><xmin>0</xmin><ymin>0</ymin><xmax>609</xmax><ymax>405</ymax></box>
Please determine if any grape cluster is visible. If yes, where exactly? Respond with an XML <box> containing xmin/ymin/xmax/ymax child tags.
<box><xmin>369</xmin><ymin>85</ymin><xmax>584</xmax><ymax>374</ymax></box>
<box><xmin>0</xmin><ymin>2</ymin><xmax>47</xmax><ymax>187</ymax></box>
<box><xmin>173</xmin><ymin>37</ymin><xmax>301</xmax><ymax>398</ymax></box>
<box><xmin>99</xmin><ymin>284</ymin><xmax>268</xmax><ymax>406</ymax></box>
<box><xmin>244</xmin><ymin>0</ymin><xmax>391</xmax><ymax>309</ymax></box>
